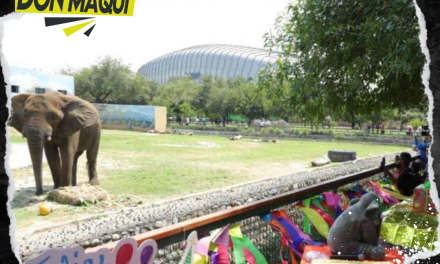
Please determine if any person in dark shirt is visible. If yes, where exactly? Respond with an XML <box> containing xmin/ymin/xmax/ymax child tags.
<box><xmin>384</xmin><ymin>152</ymin><xmax>422</xmax><ymax>196</ymax></box>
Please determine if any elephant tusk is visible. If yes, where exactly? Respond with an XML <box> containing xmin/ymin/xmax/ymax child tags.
<box><xmin>47</xmin><ymin>136</ymin><xmax>52</xmax><ymax>141</ymax></box>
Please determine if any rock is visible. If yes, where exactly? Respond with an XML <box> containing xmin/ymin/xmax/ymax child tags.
<box><xmin>155</xmin><ymin>221</ymin><xmax>165</xmax><ymax>228</ymax></box>
<box><xmin>112</xmin><ymin>234</ymin><xmax>121</xmax><ymax>241</ymax></box>
<box><xmin>103</xmin><ymin>235</ymin><xmax>111</xmax><ymax>242</ymax></box>
<box><xmin>81</xmin><ymin>241</ymin><xmax>90</xmax><ymax>247</ymax></box>
<box><xmin>91</xmin><ymin>239</ymin><xmax>100</xmax><ymax>247</ymax></box>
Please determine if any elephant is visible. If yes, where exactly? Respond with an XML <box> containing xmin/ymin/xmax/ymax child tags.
<box><xmin>9</xmin><ymin>91</ymin><xmax>101</xmax><ymax>195</ymax></box>
<box><xmin>327</xmin><ymin>192</ymin><xmax>385</xmax><ymax>261</ymax></box>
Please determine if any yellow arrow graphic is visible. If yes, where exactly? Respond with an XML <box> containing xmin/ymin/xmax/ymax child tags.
<box><xmin>63</xmin><ymin>20</ymin><xmax>95</xmax><ymax>37</ymax></box>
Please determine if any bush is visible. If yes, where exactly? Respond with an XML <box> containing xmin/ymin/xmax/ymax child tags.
<box><xmin>238</xmin><ymin>126</ymin><xmax>253</xmax><ymax>134</ymax></box>
<box><xmin>260</xmin><ymin>127</ymin><xmax>284</xmax><ymax>135</ymax></box>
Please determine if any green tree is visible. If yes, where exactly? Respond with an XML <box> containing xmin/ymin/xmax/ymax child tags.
<box><xmin>260</xmin><ymin>0</ymin><xmax>426</xmax><ymax>122</ymax></box>
<box><xmin>153</xmin><ymin>77</ymin><xmax>200</xmax><ymax>116</ymax></box>
<box><xmin>206</xmin><ymin>79</ymin><xmax>239</xmax><ymax>126</ymax></box>
<box><xmin>61</xmin><ymin>56</ymin><xmax>158</xmax><ymax>105</ymax></box>
<box><xmin>235</xmin><ymin>81</ymin><xmax>267</xmax><ymax>124</ymax></box>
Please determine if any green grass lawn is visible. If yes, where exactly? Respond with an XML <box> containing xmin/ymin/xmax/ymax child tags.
<box><xmin>97</xmin><ymin>130</ymin><xmax>404</xmax><ymax>197</ymax></box>
<box><xmin>8</xmin><ymin>127</ymin><xmax>408</xmax><ymax>229</ymax></box>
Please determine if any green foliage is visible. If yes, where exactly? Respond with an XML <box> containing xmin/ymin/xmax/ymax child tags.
<box><xmin>408</xmin><ymin>118</ymin><xmax>423</xmax><ymax>129</ymax></box>
<box><xmin>260</xmin><ymin>127</ymin><xmax>284</xmax><ymax>135</ymax></box>
<box><xmin>61</xmin><ymin>56</ymin><xmax>157</xmax><ymax>105</ymax></box>
<box><xmin>259</xmin><ymin>0</ymin><xmax>426</xmax><ymax>122</ymax></box>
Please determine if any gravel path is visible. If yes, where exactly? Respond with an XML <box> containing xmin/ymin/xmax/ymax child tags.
<box><xmin>16</xmin><ymin>151</ymin><xmax>409</xmax><ymax>261</ymax></box>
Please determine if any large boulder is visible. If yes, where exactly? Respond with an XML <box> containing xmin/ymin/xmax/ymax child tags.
<box><xmin>328</xmin><ymin>150</ymin><xmax>357</xmax><ymax>162</ymax></box>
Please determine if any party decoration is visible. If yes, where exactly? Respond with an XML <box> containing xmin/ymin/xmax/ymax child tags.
<box><xmin>179</xmin><ymin>231</ymin><xmax>198</xmax><ymax>264</ymax></box>
<box><xmin>229</xmin><ymin>224</ymin><xmax>267</xmax><ymax>264</ymax></box>
<box><xmin>380</xmin><ymin>203</ymin><xmax>438</xmax><ymax>251</ymax></box>
<box><xmin>261</xmin><ymin>210</ymin><xmax>323</xmax><ymax>260</ymax></box>
<box><xmin>24</xmin><ymin>238</ymin><xmax>158</xmax><ymax>264</ymax></box>
<box><xmin>366</xmin><ymin>181</ymin><xmax>400</xmax><ymax>207</ymax></box>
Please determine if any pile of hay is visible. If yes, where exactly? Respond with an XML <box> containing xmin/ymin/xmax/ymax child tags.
<box><xmin>47</xmin><ymin>184</ymin><xmax>110</xmax><ymax>206</ymax></box>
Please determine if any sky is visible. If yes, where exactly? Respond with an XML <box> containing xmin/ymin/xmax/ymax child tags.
<box><xmin>2</xmin><ymin>0</ymin><xmax>291</xmax><ymax>73</ymax></box>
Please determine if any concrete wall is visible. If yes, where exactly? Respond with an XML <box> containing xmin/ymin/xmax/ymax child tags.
<box><xmin>154</xmin><ymin>107</ymin><xmax>167</xmax><ymax>132</ymax></box>
<box><xmin>9</xmin><ymin>66</ymin><xmax>75</xmax><ymax>96</ymax></box>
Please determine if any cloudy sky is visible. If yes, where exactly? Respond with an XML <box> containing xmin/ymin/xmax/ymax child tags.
<box><xmin>2</xmin><ymin>0</ymin><xmax>291</xmax><ymax>73</ymax></box>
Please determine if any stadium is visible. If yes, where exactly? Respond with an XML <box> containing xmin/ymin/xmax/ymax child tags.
<box><xmin>137</xmin><ymin>44</ymin><xmax>292</xmax><ymax>84</ymax></box>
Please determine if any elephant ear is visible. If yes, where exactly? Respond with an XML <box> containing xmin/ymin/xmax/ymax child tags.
<box><xmin>349</xmin><ymin>198</ymin><xmax>360</xmax><ymax>206</ymax></box>
<box><xmin>57</xmin><ymin>99</ymin><xmax>99</xmax><ymax>137</ymax></box>
<box><xmin>364</xmin><ymin>200</ymin><xmax>381</xmax><ymax>225</ymax></box>
<box><xmin>9</xmin><ymin>94</ymin><xmax>31</xmax><ymax>134</ymax></box>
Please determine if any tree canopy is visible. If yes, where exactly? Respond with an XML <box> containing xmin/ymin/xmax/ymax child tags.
<box><xmin>259</xmin><ymin>0</ymin><xmax>427</xmax><ymax>122</ymax></box>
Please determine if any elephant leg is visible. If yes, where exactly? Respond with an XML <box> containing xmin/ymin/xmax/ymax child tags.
<box><xmin>44</xmin><ymin>143</ymin><xmax>61</xmax><ymax>189</ymax></box>
<box><xmin>60</xmin><ymin>145</ymin><xmax>75</xmax><ymax>187</ymax></box>
<box><xmin>72</xmin><ymin>151</ymin><xmax>84</xmax><ymax>186</ymax></box>
<box><xmin>86</xmin><ymin>135</ymin><xmax>100</xmax><ymax>185</ymax></box>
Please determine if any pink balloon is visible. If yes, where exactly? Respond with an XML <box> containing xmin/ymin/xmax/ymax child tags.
<box><xmin>116</xmin><ymin>244</ymin><xmax>134</xmax><ymax>264</ymax></box>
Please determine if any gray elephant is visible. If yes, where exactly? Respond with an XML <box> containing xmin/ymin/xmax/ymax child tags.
<box><xmin>9</xmin><ymin>92</ymin><xmax>101</xmax><ymax>195</ymax></box>
<box><xmin>327</xmin><ymin>192</ymin><xmax>385</xmax><ymax>261</ymax></box>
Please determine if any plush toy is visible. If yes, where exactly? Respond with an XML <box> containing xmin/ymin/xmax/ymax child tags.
<box><xmin>327</xmin><ymin>192</ymin><xmax>385</xmax><ymax>261</ymax></box>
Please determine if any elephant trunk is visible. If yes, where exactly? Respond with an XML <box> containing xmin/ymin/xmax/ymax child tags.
<box><xmin>27</xmin><ymin>128</ymin><xmax>45</xmax><ymax>195</ymax></box>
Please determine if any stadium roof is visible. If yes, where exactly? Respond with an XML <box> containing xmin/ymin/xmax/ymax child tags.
<box><xmin>137</xmin><ymin>44</ymin><xmax>294</xmax><ymax>84</ymax></box>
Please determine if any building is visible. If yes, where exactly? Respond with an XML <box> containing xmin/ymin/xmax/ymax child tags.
<box><xmin>137</xmin><ymin>44</ymin><xmax>292</xmax><ymax>84</ymax></box>
<box><xmin>9</xmin><ymin>66</ymin><xmax>75</xmax><ymax>96</ymax></box>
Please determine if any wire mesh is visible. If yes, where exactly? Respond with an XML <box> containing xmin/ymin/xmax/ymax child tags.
<box><xmin>153</xmin><ymin>172</ymin><xmax>385</xmax><ymax>263</ymax></box>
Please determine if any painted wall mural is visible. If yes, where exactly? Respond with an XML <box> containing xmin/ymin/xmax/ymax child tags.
<box><xmin>94</xmin><ymin>104</ymin><xmax>157</xmax><ymax>131</ymax></box>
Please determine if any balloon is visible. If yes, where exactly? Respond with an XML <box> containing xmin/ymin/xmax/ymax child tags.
<box><xmin>116</xmin><ymin>244</ymin><xmax>134</xmax><ymax>264</ymax></box>
<box><xmin>140</xmin><ymin>246</ymin><xmax>154</xmax><ymax>264</ymax></box>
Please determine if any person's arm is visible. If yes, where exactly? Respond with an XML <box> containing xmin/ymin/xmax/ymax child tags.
<box><xmin>414</xmin><ymin>136</ymin><xmax>420</xmax><ymax>147</ymax></box>
<box><xmin>383</xmin><ymin>168</ymin><xmax>398</xmax><ymax>184</ymax></box>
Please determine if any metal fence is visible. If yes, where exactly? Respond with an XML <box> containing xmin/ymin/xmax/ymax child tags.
<box><xmin>87</xmin><ymin>158</ymin><xmax>416</xmax><ymax>263</ymax></box>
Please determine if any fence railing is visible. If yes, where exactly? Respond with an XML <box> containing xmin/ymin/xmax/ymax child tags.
<box><xmin>167</xmin><ymin>122</ymin><xmax>415</xmax><ymax>140</ymax></box>
<box><xmin>86</xmin><ymin>156</ymin><xmax>419</xmax><ymax>262</ymax></box>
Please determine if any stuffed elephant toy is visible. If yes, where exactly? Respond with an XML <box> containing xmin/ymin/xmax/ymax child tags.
<box><xmin>327</xmin><ymin>192</ymin><xmax>385</xmax><ymax>261</ymax></box>
<box><xmin>9</xmin><ymin>92</ymin><xmax>101</xmax><ymax>195</ymax></box>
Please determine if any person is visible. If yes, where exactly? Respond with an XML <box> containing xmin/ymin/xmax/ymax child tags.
<box><xmin>202</xmin><ymin>117</ymin><xmax>206</xmax><ymax>126</ymax></box>
<box><xmin>413</xmin><ymin>134</ymin><xmax>431</xmax><ymax>170</ymax></box>
<box><xmin>176</xmin><ymin>116</ymin><xmax>182</xmax><ymax>126</ymax></box>
<box><xmin>195</xmin><ymin>117</ymin><xmax>200</xmax><ymax>126</ymax></box>
<box><xmin>409</xmin><ymin>125</ymin><xmax>414</xmax><ymax>136</ymax></box>
<box><xmin>186</xmin><ymin>117</ymin><xmax>190</xmax><ymax>126</ymax></box>
<box><xmin>258</xmin><ymin>119</ymin><xmax>265</xmax><ymax>132</ymax></box>
<box><xmin>379</xmin><ymin>123</ymin><xmax>385</xmax><ymax>135</ymax></box>
<box><xmin>366</xmin><ymin>125</ymin><xmax>371</xmax><ymax>134</ymax></box>
<box><xmin>383</xmin><ymin>152</ymin><xmax>422</xmax><ymax>196</ymax></box>
<box><xmin>416</xmin><ymin>126</ymin><xmax>422</xmax><ymax>137</ymax></box>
